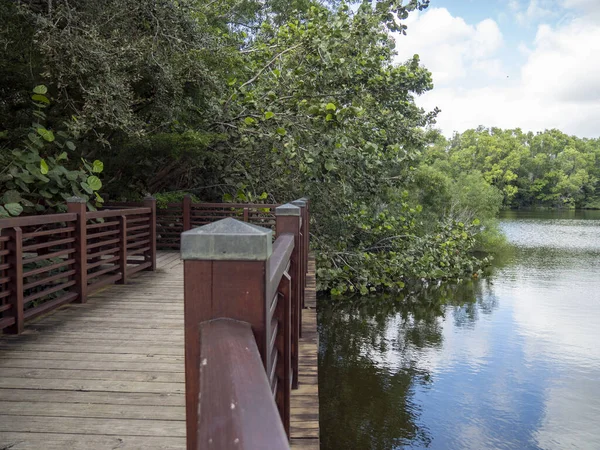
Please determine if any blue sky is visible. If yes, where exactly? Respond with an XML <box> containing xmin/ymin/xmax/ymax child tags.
<box><xmin>393</xmin><ymin>0</ymin><xmax>600</xmax><ymax>137</ymax></box>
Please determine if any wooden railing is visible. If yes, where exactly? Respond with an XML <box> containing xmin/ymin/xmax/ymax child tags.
<box><xmin>0</xmin><ymin>197</ymin><xmax>156</xmax><ymax>334</ymax></box>
<box><xmin>181</xmin><ymin>200</ymin><xmax>310</xmax><ymax>450</ymax></box>
<box><xmin>0</xmin><ymin>194</ymin><xmax>310</xmax><ymax>447</ymax></box>
<box><xmin>106</xmin><ymin>198</ymin><xmax>279</xmax><ymax>249</ymax></box>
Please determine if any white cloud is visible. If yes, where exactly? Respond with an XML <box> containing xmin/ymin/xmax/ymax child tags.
<box><xmin>563</xmin><ymin>0</ymin><xmax>600</xmax><ymax>14</ymax></box>
<box><xmin>395</xmin><ymin>6</ymin><xmax>600</xmax><ymax>138</ymax></box>
<box><xmin>394</xmin><ymin>8</ymin><xmax>503</xmax><ymax>85</ymax></box>
<box><xmin>523</xmin><ymin>18</ymin><xmax>600</xmax><ymax>102</ymax></box>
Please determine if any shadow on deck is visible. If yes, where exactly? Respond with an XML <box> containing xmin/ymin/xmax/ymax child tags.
<box><xmin>0</xmin><ymin>251</ymin><xmax>319</xmax><ymax>449</ymax></box>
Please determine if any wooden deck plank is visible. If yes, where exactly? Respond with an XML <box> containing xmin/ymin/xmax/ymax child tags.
<box><xmin>0</xmin><ymin>433</ymin><xmax>185</xmax><ymax>450</ymax></box>
<box><xmin>0</xmin><ymin>251</ymin><xmax>320</xmax><ymax>449</ymax></box>
<box><xmin>0</xmin><ymin>401</ymin><xmax>185</xmax><ymax>420</ymax></box>
<box><xmin>290</xmin><ymin>257</ymin><xmax>320</xmax><ymax>448</ymax></box>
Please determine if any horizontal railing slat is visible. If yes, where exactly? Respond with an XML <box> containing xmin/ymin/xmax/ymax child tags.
<box><xmin>22</xmin><ymin>226</ymin><xmax>75</xmax><ymax>239</ymax></box>
<box><xmin>23</xmin><ymin>280</ymin><xmax>76</xmax><ymax>305</ymax></box>
<box><xmin>87</xmin><ymin>265</ymin><xmax>120</xmax><ymax>281</ymax></box>
<box><xmin>23</xmin><ymin>292</ymin><xmax>78</xmax><ymax>321</ymax></box>
<box><xmin>22</xmin><ymin>237</ymin><xmax>75</xmax><ymax>252</ymax></box>
<box><xmin>24</xmin><ymin>270</ymin><xmax>76</xmax><ymax>291</ymax></box>
<box><xmin>86</xmin><ymin>207</ymin><xmax>150</xmax><ymax>219</ymax></box>
<box><xmin>24</xmin><ymin>248</ymin><xmax>76</xmax><ymax>264</ymax></box>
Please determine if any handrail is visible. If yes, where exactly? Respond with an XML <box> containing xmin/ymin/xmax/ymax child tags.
<box><xmin>267</xmin><ymin>233</ymin><xmax>294</xmax><ymax>302</ymax></box>
<box><xmin>0</xmin><ymin>213</ymin><xmax>77</xmax><ymax>228</ymax></box>
<box><xmin>197</xmin><ymin>318</ymin><xmax>289</xmax><ymax>450</ymax></box>
<box><xmin>181</xmin><ymin>199</ymin><xmax>310</xmax><ymax>449</ymax></box>
<box><xmin>191</xmin><ymin>202</ymin><xmax>280</xmax><ymax>209</ymax></box>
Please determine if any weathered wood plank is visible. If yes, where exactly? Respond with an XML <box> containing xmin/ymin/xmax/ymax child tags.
<box><xmin>0</xmin><ymin>389</ymin><xmax>184</xmax><ymax>406</ymax></box>
<box><xmin>0</xmin><ymin>367</ymin><xmax>184</xmax><ymax>383</ymax></box>
<box><xmin>0</xmin><ymin>251</ymin><xmax>320</xmax><ymax>450</ymax></box>
<box><xmin>0</xmin><ymin>433</ymin><xmax>185</xmax><ymax>450</ymax></box>
<box><xmin>290</xmin><ymin>256</ymin><xmax>320</xmax><ymax>449</ymax></box>
<box><xmin>0</xmin><ymin>401</ymin><xmax>185</xmax><ymax>420</ymax></box>
<box><xmin>0</xmin><ymin>378</ymin><xmax>184</xmax><ymax>394</ymax></box>
<box><xmin>0</xmin><ymin>416</ymin><xmax>185</xmax><ymax>437</ymax></box>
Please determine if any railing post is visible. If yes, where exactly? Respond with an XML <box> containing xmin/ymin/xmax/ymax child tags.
<box><xmin>181</xmin><ymin>218</ymin><xmax>273</xmax><ymax>450</ymax></box>
<box><xmin>68</xmin><ymin>197</ymin><xmax>87</xmax><ymax>304</ymax></box>
<box><xmin>243</xmin><ymin>206</ymin><xmax>249</xmax><ymax>222</ymax></box>
<box><xmin>3</xmin><ymin>227</ymin><xmax>23</xmax><ymax>334</ymax></box>
<box><xmin>275</xmin><ymin>273</ymin><xmax>292</xmax><ymax>435</ymax></box>
<box><xmin>299</xmin><ymin>197</ymin><xmax>310</xmax><ymax>276</ymax></box>
<box><xmin>183</xmin><ymin>194</ymin><xmax>192</xmax><ymax>232</ymax></box>
<box><xmin>276</xmin><ymin>203</ymin><xmax>301</xmax><ymax>389</ymax></box>
<box><xmin>143</xmin><ymin>196</ymin><xmax>157</xmax><ymax>271</ymax></box>
<box><xmin>291</xmin><ymin>199</ymin><xmax>307</xmax><ymax>313</ymax></box>
<box><xmin>118</xmin><ymin>215</ymin><xmax>127</xmax><ymax>284</ymax></box>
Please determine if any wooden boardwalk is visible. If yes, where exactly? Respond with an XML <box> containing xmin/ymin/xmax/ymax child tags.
<box><xmin>0</xmin><ymin>251</ymin><xmax>319</xmax><ymax>449</ymax></box>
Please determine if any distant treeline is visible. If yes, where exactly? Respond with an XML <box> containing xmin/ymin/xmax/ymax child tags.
<box><xmin>425</xmin><ymin>127</ymin><xmax>600</xmax><ymax>209</ymax></box>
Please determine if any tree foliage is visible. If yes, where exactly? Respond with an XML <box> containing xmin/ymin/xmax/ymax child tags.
<box><xmin>431</xmin><ymin>127</ymin><xmax>600</xmax><ymax>209</ymax></box>
<box><xmin>1</xmin><ymin>0</ymin><xmax>495</xmax><ymax>296</ymax></box>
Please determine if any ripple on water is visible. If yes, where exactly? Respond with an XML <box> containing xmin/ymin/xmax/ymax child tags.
<box><xmin>318</xmin><ymin>210</ymin><xmax>600</xmax><ymax>450</ymax></box>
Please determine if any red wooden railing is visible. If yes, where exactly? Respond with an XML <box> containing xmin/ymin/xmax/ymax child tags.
<box><xmin>0</xmin><ymin>194</ymin><xmax>311</xmax><ymax>449</ymax></box>
<box><xmin>181</xmin><ymin>200</ymin><xmax>310</xmax><ymax>450</ymax></box>
<box><xmin>0</xmin><ymin>197</ymin><xmax>156</xmax><ymax>334</ymax></box>
<box><xmin>106</xmin><ymin>197</ymin><xmax>279</xmax><ymax>249</ymax></box>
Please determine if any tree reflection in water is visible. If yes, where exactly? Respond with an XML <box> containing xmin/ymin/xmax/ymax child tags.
<box><xmin>318</xmin><ymin>280</ymin><xmax>498</xmax><ymax>450</ymax></box>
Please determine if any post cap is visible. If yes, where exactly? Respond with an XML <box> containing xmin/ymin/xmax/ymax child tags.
<box><xmin>181</xmin><ymin>217</ymin><xmax>273</xmax><ymax>261</ymax></box>
<box><xmin>291</xmin><ymin>199</ymin><xmax>306</xmax><ymax>207</ymax></box>
<box><xmin>66</xmin><ymin>196</ymin><xmax>86</xmax><ymax>204</ymax></box>
<box><xmin>275</xmin><ymin>203</ymin><xmax>301</xmax><ymax>216</ymax></box>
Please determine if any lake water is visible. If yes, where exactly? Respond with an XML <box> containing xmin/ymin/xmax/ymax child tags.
<box><xmin>318</xmin><ymin>210</ymin><xmax>600</xmax><ymax>449</ymax></box>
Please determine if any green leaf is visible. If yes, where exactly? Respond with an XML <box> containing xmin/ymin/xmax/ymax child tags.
<box><xmin>66</xmin><ymin>141</ymin><xmax>76</xmax><ymax>151</ymax></box>
<box><xmin>276</xmin><ymin>127</ymin><xmax>286</xmax><ymax>136</ymax></box>
<box><xmin>325</xmin><ymin>114</ymin><xmax>333</xmax><ymax>121</ymax></box>
<box><xmin>36</xmin><ymin>127</ymin><xmax>55</xmax><ymax>142</ymax></box>
<box><xmin>0</xmin><ymin>206</ymin><xmax>9</xmax><ymax>218</ymax></box>
<box><xmin>95</xmin><ymin>192</ymin><xmax>104</xmax><ymax>203</ymax></box>
<box><xmin>5</xmin><ymin>203</ymin><xmax>23</xmax><ymax>216</ymax></box>
<box><xmin>33</xmin><ymin>85</ymin><xmax>48</xmax><ymax>95</ymax></box>
<box><xmin>2</xmin><ymin>190</ymin><xmax>21</xmax><ymax>204</ymax></box>
<box><xmin>80</xmin><ymin>182</ymin><xmax>93</xmax><ymax>194</ymax></box>
<box><xmin>264</xmin><ymin>111</ymin><xmax>275</xmax><ymax>120</ymax></box>
<box><xmin>87</xmin><ymin>175</ymin><xmax>102</xmax><ymax>191</ymax></box>
<box><xmin>31</xmin><ymin>94</ymin><xmax>50</xmax><ymax>105</ymax></box>
<box><xmin>57</xmin><ymin>152</ymin><xmax>68</xmax><ymax>161</ymax></box>
<box><xmin>28</xmin><ymin>133</ymin><xmax>43</xmax><ymax>148</ymax></box>
<box><xmin>40</xmin><ymin>159</ymin><xmax>49</xmax><ymax>175</ymax></box>
<box><xmin>326</xmin><ymin>103</ymin><xmax>337</xmax><ymax>111</ymax></box>
<box><xmin>244</xmin><ymin>117</ymin><xmax>256</xmax><ymax>125</ymax></box>
<box><xmin>324</xmin><ymin>160</ymin><xmax>336</xmax><ymax>171</ymax></box>
<box><xmin>92</xmin><ymin>160</ymin><xmax>104</xmax><ymax>173</ymax></box>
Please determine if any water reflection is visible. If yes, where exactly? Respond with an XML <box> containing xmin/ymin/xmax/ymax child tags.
<box><xmin>319</xmin><ymin>283</ymin><xmax>499</xmax><ymax>450</ymax></box>
<box><xmin>318</xmin><ymin>211</ymin><xmax>600</xmax><ymax>449</ymax></box>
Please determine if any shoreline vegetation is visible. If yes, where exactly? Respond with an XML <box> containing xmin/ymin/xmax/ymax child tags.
<box><xmin>1</xmin><ymin>1</ymin><xmax>597</xmax><ymax>298</ymax></box>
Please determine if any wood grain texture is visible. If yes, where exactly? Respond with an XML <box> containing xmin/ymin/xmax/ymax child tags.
<box><xmin>290</xmin><ymin>256</ymin><xmax>320</xmax><ymax>448</ymax></box>
<box><xmin>0</xmin><ymin>251</ymin><xmax>320</xmax><ymax>449</ymax></box>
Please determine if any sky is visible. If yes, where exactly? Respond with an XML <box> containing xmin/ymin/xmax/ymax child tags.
<box><xmin>393</xmin><ymin>0</ymin><xmax>600</xmax><ymax>138</ymax></box>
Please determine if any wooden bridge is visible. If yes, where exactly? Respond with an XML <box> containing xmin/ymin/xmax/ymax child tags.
<box><xmin>0</xmin><ymin>198</ymin><xmax>319</xmax><ymax>449</ymax></box>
